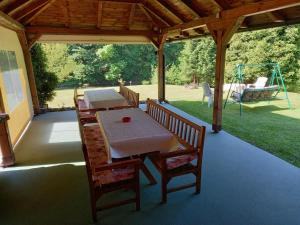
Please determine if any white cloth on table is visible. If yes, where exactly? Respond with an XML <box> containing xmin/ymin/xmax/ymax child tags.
<box><xmin>84</xmin><ymin>89</ymin><xmax>129</xmax><ymax>109</ymax></box>
<box><xmin>96</xmin><ymin>108</ymin><xmax>180</xmax><ymax>162</ymax></box>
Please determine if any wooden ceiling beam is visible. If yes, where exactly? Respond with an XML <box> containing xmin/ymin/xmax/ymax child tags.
<box><xmin>127</xmin><ymin>3</ymin><xmax>136</xmax><ymax>30</ymax></box>
<box><xmin>212</xmin><ymin>0</ymin><xmax>231</xmax><ymax>10</ymax></box>
<box><xmin>164</xmin><ymin>0</ymin><xmax>300</xmax><ymax>34</ymax></box>
<box><xmin>12</xmin><ymin>0</ymin><xmax>49</xmax><ymax>21</ymax></box>
<box><xmin>142</xmin><ymin>3</ymin><xmax>174</xmax><ymax>26</ymax></box>
<box><xmin>0</xmin><ymin>0</ymin><xmax>12</xmax><ymax>10</ymax></box>
<box><xmin>23</xmin><ymin>0</ymin><xmax>57</xmax><ymax>25</ymax></box>
<box><xmin>220</xmin><ymin>0</ymin><xmax>300</xmax><ymax>19</ymax></box>
<box><xmin>0</xmin><ymin>11</ymin><xmax>24</xmax><ymax>31</ymax></box>
<box><xmin>267</xmin><ymin>11</ymin><xmax>286</xmax><ymax>22</ymax></box>
<box><xmin>155</xmin><ymin>0</ymin><xmax>185</xmax><ymax>23</ymax></box>
<box><xmin>3</xmin><ymin>0</ymin><xmax>32</xmax><ymax>15</ymax></box>
<box><xmin>138</xmin><ymin>3</ymin><xmax>165</xmax><ymax>29</ymax></box>
<box><xmin>100</xmin><ymin>0</ymin><xmax>139</xmax><ymax>3</ymax></box>
<box><xmin>179</xmin><ymin>0</ymin><xmax>207</xmax><ymax>17</ymax></box>
<box><xmin>26</xmin><ymin>26</ymin><xmax>156</xmax><ymax>37</ymax></box>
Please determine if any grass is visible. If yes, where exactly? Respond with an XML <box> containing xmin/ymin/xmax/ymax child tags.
<box><xmin>48</xmin><ymin>84</ymin><xmax>300</xmax><ymax>167</ymax></box>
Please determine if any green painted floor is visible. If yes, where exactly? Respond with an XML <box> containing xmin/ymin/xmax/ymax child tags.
<box><xmin>0</xmin><ymin>109</ymin><xmax>299</xmax><ymax>225</ymax></box>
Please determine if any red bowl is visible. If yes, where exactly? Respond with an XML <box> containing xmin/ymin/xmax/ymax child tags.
<box><xmin>122</xmin><ymin>116</ymin><xmax>131</xmax><ymax>123</ymax></box>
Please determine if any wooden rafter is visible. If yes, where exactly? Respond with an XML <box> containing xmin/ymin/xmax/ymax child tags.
<box><xmin>100</xmin><ymin>0</ymin><xmax>139</xmax><ymax>3</ymax></box>
<box><xmin>26</xmin><ymin>26</ymin><xmax>156</xmax><ymax>37</ymax></box>
<box><xmin>155</xmin><ymin>0</ymin><xmax>184</xmax><ymax>22</ymax></box>
<box><xmin>179</xmin><ymin>0</ymin><xmax>207</xmax><ymax>17</ymax></box>
<box><xmin>127</xmin><ymin>3</ymin><xmax>136</xmax><ymax>29</ymax></box>
<box><xmin>138</xmin><ymin>3</ymin><xmax>165</xmax><ymax>29</ymax></box>
<box><xmin>12</xmin><ymin>0</ymin><xmax>49</xmax><ymax>21</ymax></box>
<box><xmin>164</xmin><ymin>0</ymin><xmax>300</xmax><ymax>34</ymax></box>
<box><xmin>143</xmin><ymin>2</ymin><xmax>176</xmax><ymax>26</ymax></box>
<box><xmin>220</xmin><ymin>0</ymin><xmax>300</xmax><ymax>18</ymax></box>
<box><xmin>3</xmin><ymin>0</ymin><xmax>32</xmax><ymax>16</ymax></box>
<box><xmin>267</xmin><ymin>11</ymin><xmax>286</xmax><ymax>22</ymax></box>
<box><xmin>97</xmin><ymin>1</ymin><xmax>103</xmax><ymax>29</ymax></box>
<box><xmin>23</xmin><ymin>0</ymin><xmax>57</xmax><ymax>25</ymax></box>
<box><xmin>61</xmin><ymin>0</ymin><xmax>70</xmax><ymax>27</ymax></box>
<box><xmin>0</xmin><ymin>0</ymin><xmax>12</xmax><ymax>10</ymax></box>
<box><xmin>213</xmin><ymin>0</ymin><xmax>231</xmax><ymax>10</ymax></box>
<box><xmin>0</xmin><ymin>11</ymin><xmax>24</xmax><ymax>31</ymax></box>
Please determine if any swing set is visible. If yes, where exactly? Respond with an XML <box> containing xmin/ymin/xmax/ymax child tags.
<box><xmin>224</xmin><ymin>63</ymin><xmax>292</xmax><ymax>115</ymax></box>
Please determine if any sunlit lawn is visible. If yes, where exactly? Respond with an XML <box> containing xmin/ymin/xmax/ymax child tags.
<box><xmin>49</xmin><ymin>85</ymin><xmax>300</xmax><ymax>167</ymax></box>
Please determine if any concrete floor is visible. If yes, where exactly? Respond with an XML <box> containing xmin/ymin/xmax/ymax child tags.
<box><xmin>0</xmin><ymin>106</ymin><xmax>299</xmax><ymax>225</ymax></box>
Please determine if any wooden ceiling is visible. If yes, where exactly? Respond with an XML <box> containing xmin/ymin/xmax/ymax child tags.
<box><xmin>1</xmin><ymin>0</ymin><xmax>300</xmax><ymax>45</ymax></box>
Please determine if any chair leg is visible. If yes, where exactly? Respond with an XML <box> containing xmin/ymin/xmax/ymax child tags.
<box><xmin>161</xmin><ymin>175</ymin><xmax>168</xmax><ymax>203</ymax></box>
<box><xmin>208</xmin><ymin>96</ymin><xmax>212</xmax><ymax>108</ymax></box>
<box><xmin>202</xmin><ymin>95</ymin><xmax>205</xmax><ymax>104</ymax></box>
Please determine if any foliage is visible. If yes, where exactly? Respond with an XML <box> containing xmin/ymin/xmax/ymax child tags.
<box><xmin>36</xmin><ymin>25</ymin><xmax>300</xmax><ymax>91</ymax></box>
<box><xmin>226</xmin><ymin>26</ymin><xmax>300</xmax><ymax>86</ymax></box>
<box><xmin>41</xmin><ymin>43</ymin><xmax>81</xmax><ymax>83</ymax></box>
<box><xmin>31</xmin><ymin>44</ymin><xmax>58</xmax><ymax>106</ymax></box>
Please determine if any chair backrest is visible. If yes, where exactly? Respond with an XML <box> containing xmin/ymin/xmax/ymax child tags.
<box><xmin>202</xmin><ymin>83</ymin><xmax>212</xmax><ymax>96</ymax></box>
<box><xmin>254</xmin><ymin>77</ymin><xmax>268</xmax><ymax>88</ymax></box>
<box><xmin>146</xmin><ymin>99</ymin><xmax>206</xmax><ymax>154</ymax></box>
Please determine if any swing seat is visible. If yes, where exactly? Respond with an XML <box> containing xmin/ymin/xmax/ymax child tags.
<box><xmin>231</xmin><ymin>85</ymin><xmax>279</xmax><ymax>102</ymax></box>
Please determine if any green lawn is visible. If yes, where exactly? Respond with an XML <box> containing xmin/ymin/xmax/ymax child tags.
<box><xmin>49</xmin><ymin>85</ymin><xmax>300</xmax><ymax>167</ymax></box>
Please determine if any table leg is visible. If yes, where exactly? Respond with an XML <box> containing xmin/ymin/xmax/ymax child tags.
<box><xmin>140</xmin><ymin>161</ymin><xmax>157</xmax><ymax>185</ymax></box>
<box><xmin>135</xmin><ymin>154</ymin><xmax>157</xmax><ymax>185</ymax></box>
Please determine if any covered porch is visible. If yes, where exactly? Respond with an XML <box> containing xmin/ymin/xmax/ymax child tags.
<box><xmin>1</xmin><ymin>105</ymin><xmax>299</xmax><ymax>225</ymax></box>
<box><xmin>1</xmin><ymin>1</ymin><xmax>300</xmax><ymax>224</ymax></box>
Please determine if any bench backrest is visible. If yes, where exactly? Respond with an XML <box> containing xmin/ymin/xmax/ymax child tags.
<box><xmin>119</xmin><ymin>84</ymin><xmax>139</xmax><ymax>107</ymax></box>
<box><xmin>241</xmin><ymin>85</ymin><xmax>278</xmax><ymax>102</ymax></box>
<box><xmin>146</xmin><ymin>99</ymin><xmax>206</xmax><ymax>153</ymax></box>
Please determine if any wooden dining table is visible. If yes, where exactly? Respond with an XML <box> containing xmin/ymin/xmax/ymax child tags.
<box><xmin>84</xmin><ymin>89</ymin><xmax>129</xmax><ymax>109</ymax></box>
<box><xmin>96</xmin><ymin>108</ymin><xmax>180</xmax><ymax>184</ymax></box>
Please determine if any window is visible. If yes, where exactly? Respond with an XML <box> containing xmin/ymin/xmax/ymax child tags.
<box><xmin>0</xmin><ymin>50</ymin><xmax>24</xmax><ymax>112</ymax></box>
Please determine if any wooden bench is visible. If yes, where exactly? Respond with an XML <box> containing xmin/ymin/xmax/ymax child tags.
<box><xmin>119</xmin><ymin>84</ymin><xmax>139</xmax><ymax>107</ymax></box>
<box><xmin>146</xmin><ymin>99</ymin><xmax>206</xmax><ymax>203</ymax></box>
<box><xmin>81</xmin><ymin>123</ymin><xmax>141</xmax><ymax>222</ymax></box>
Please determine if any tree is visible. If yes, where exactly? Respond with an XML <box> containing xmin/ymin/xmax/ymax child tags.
<box><xmin>41</xmin><ymin>43</ymin><xmax>81</xmax><ymax>83</ymax></box>
<box><xmin>31</xmin><ymin>44</ymin><xmax>58</xmax><ymax>106</ymax></box>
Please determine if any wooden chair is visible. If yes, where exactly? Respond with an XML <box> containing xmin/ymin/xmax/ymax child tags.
<box><xmin>81</xmin><ymin>123</ymin><xmax>141</xmax><ymax>222</ymax></box>
<box><xmin>146</xmin><ymin>99</ymin><xmax>206</xmax><ymax>203</ymax></box>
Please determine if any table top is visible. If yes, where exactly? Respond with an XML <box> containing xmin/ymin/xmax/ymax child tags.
<box><xmin>84</xmin><ymin>89</ymin><xmax>129</xmax><ymax>109</ymax></box>
<box><xmin>96</xmin><ymin>108</ymin><xmax>180</xmax><ymax>161</ymax></box>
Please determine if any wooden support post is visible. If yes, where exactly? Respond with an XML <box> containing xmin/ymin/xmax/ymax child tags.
<box><xmin>156</xmin><ymin>34</ymin><xmax>167</xmax><ymax>102</ymax></box>
<box><xmin>17</xmin><ymin>31</ymin><xmax>40</xmax><ymax>114</ymax></box>
<box><xmin>207</xmin><ymin>17</ymin><xmax>244</xmax><ymax>132</ymax></box>
<box><xmin>0</xmin><ymin>113</ymin><xmax>15</xmax><ymax>167</ymax></box>
<box><xmin>157</xmin><ymin>47</ymin><xmax>165</xmax><ymax>102</ymax></box>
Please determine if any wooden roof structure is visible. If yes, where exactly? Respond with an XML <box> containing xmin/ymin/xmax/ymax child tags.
<box><xmin>1</xmin><ymin>0</ymin><xmax>300</xmax><ymax>45</ymax></box>
<box><xmin>1</xmin><ymin>0</ymin><xmax>300</xmax><ymax>132</ymax></box>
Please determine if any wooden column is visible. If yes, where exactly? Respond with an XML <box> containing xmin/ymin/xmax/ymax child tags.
<box><xmin>156</xmin><ymin>34</ymin><xmax>167</xmax><ymax>102</ymax></box>
<box><xmin>157</xmin><ymin>47</ymin><xmax>165</xmax><ymax>102</ymax></box>
<box><xmin>17</xmin><ymin>31</ymin><xmax>40</xmax><ymax>114</ymax></box>
<box><xmin>207</xmin><ymin>17</ymin><xmax>244</xmax><ymax>132</ymax></box>
<box><xmin>0</xmin><ymin>113</ymin><xmax>15</xmax><ymax>167</ymax></box>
